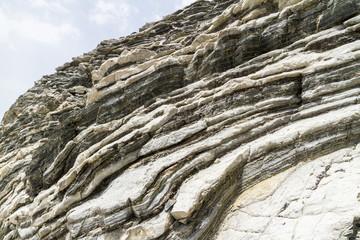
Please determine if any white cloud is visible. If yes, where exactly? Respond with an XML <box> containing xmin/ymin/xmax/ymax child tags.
<box><xmin>0</xmin><ymin>10</ymin><xmax>10</xmax><ymax>44</ymax></box>
<box><xmin>13</xmin><ymin>16</ymin><xmax>80</xmax><ymax>45</ymax></box>
<box><xmin>176</xmin><ymin>0</ymin><xmax>197</xmax><ymax>9</ymax></box>
<box><xmin>30</xmin><ymin>0</ymin><xmax>72</xmax><ymax>13</ymax></box>
<box><xmin>147</xmin><ymin>0</ymin><xmax>163</xmax><ymax>22</ymax></box>
<box><xmin>0</xmin><ymin>8</ymin><xmax>80</xmax><ymax>47</ymax></box>
<box><xmin>152</xmin><ymin>14</ymin><xmax>162</xmax><ymax>21</ymax></box>
<box><xmin>30</xmin><ymin>0</ymin><xmax>49</xmax><ymax>7</ymax></box>
<box><xmin>89</xmin><ymin>0</ymin><xmax>138</xmax><ymax>28</ymax></box>
<box><xmin>30</xmin><ymin>0</ymin><xmax>69</xmax><ymax>13</ymax></box>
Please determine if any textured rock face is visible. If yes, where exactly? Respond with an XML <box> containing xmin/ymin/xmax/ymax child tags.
<box><xmin>0</xmin><ymin>0</ymin><xmax>360</xmax><ymax>239</ymax></box>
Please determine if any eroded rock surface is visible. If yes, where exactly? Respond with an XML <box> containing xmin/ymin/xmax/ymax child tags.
<box><xmin>0</xmin><ymin>0</ymin><xmax>359</xmax><ymax>239</ymax></box>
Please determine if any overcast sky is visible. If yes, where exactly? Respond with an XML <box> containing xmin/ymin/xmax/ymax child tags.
<box><xmin>0</xmin><ymin>0</ymin><xmax>196</xmax><ymax>120</ymax></box>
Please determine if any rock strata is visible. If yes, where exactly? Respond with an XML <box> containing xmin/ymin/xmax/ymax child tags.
<box><xmin>0</xmin><ymin>0</ymin><xmax>360</xmax><ymax>239</ymax></box>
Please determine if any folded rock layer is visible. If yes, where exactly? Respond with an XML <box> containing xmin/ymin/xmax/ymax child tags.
<box><xmin>0</xmin><ymin>0</ymin><xmax>360</xmax><ymax>239</ymax></box>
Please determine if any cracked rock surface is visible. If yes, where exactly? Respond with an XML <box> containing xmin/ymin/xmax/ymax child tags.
<box><xmin>0</xmin><ymin>0</ymin><xmax>360</xmax><ymax>239</ymax></box>
<box><xmin>216</xmin><ymin>144</ymin><xmax>360</xmax><ymax>240</ymax></box>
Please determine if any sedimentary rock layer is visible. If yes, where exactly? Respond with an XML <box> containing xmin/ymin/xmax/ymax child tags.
<box><xmin>0</xmin><ymin>0</ymin><xmax>359</xmax><ymax>239</ymax></box>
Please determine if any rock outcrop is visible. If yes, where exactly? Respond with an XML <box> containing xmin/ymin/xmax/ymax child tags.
<box><xmin>1</xmin><ymin>0</ymin><xmax>360</xmax><ymax>239</ymax></box>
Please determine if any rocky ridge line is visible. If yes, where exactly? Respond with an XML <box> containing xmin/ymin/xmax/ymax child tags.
<box><xmin>0</xmin><ymin>0</ymin><xmax>360</xmax><ymax>239</ymax></box>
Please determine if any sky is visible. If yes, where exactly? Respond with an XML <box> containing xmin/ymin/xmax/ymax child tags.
<box><xmin>0</xmin><ymin>0</ymin><xmax>196</xmax><ymax>120</ymax></box>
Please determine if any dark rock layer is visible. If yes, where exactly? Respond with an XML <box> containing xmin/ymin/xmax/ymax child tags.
<box><xmin>0</xmin><ymin>0</ymin><xmax>360</xmax><ymax>239</ymax></box>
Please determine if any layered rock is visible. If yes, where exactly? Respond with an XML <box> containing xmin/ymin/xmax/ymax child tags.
<box><xmin>0</xmin><ymin>0</ymin><xmax>360</xmax><ymax>239</ymax></box>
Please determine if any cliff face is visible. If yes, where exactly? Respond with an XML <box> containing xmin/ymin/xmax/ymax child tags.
<box><xmin>1</xmin><ymin>0</ymin><xmax>360</xmax><ymax>239</ymax></box>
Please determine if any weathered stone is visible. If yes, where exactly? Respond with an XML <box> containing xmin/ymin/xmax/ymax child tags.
<box><xmin>0</xmin><ymin>0</ymin><xmax>359</xmax><ymax>239</ymax></box>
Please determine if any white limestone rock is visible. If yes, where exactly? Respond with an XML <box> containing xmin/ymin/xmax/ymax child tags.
<box><xmin>216</xmin><ymin>144</ymin><xmax>360</xmax><ymax>240</ymax></box>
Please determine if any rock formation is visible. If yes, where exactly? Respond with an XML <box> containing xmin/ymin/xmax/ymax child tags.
<box><xmin>0</xmin><ymin>0</ymin><xmax>360</xmax><ymax>239</ymax></box>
